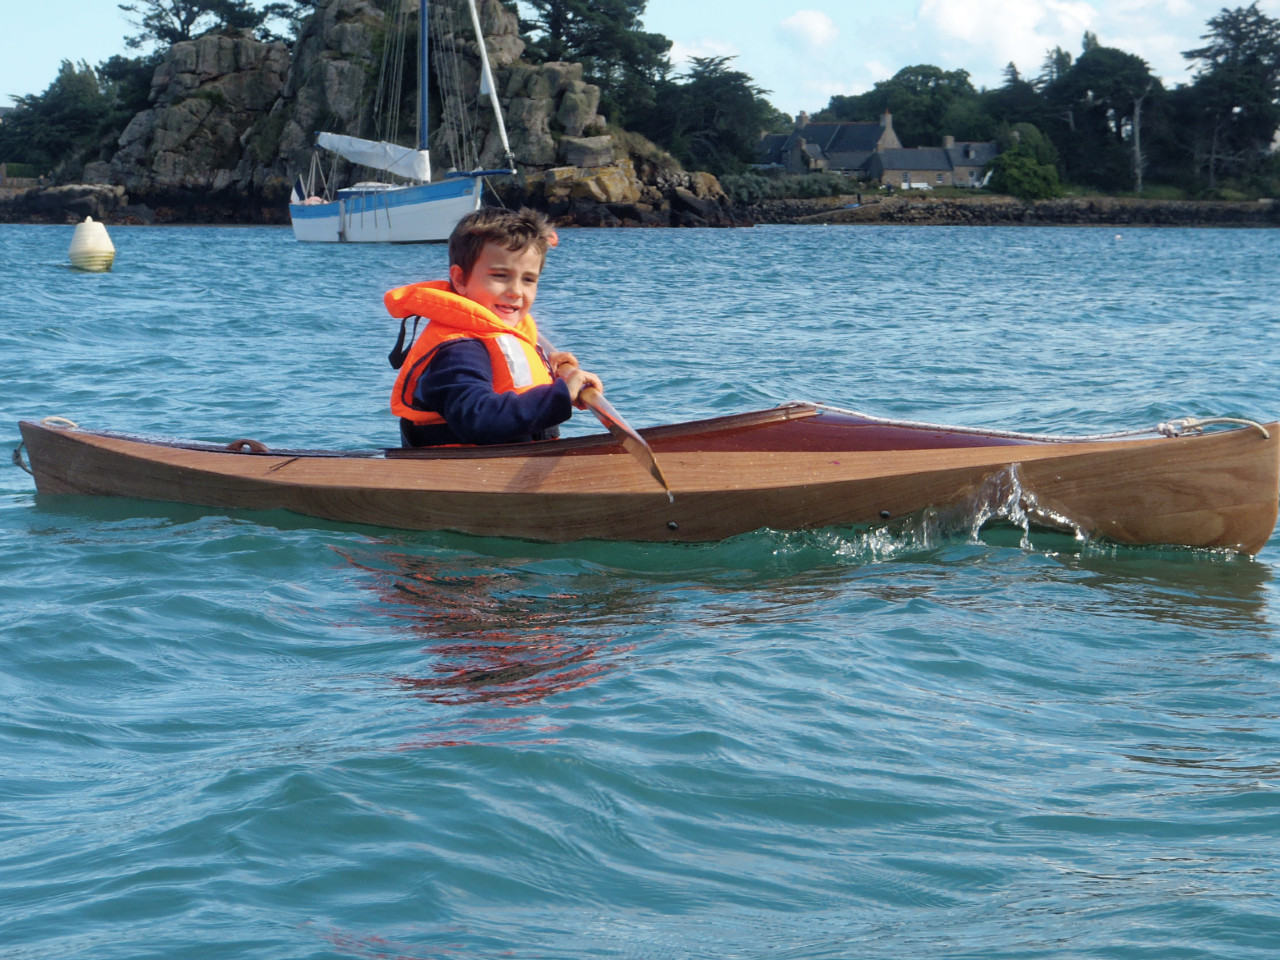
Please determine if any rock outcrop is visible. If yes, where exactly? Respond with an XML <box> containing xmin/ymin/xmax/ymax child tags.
<box><xmin>0</xmin><ymin>184</ymin><xmax>129</xmax><ymax>222</ymax></box>
<box><xmin>107</xmin><ymin>0</ymin><xmax>619</xmax><ymax>205</ymax></box>
<box><xmin>108</xmin><ymin>30</ymin><xmax>290</xmax><ymax>198</ymax></box>
<box><xmin>3</xmin><ymin>0</ymin><xmax>739</xmax><ymax>227</ymax></box>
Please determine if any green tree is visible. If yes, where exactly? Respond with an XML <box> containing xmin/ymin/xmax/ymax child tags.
<box><xmin>1035</xmin><ymin>46</ymin><xmax>1074</xmax><ymax>89</ymax></box>
<box><xmin>815</xmin><ymin>65</ymin><xmax>978</xmax><ymax>145</ymax></box>
<box><xmin>118</xmin><ymin>0</ymin><xmax>278</xmax><ymax>49</ymax></box>
<box><xmin>0</xmin><ymin>61</ymin><xmax>113</xmax><ymax>172</ymax></box>
<box><xmin>971</xmin><ymin>63</ymin><xmax>1052</xmax><ymax>139</ymax></box>
<box><xmin>996</xmin><ymin>122</ymin><xmax>1058</xmax><ymax>168</ymax></box>
<box><xmin>97</xmin><ymin>52</ymin><xmax>165</xmax><ymax>132</ymax></box>
<box><xmin>985</xmin><ymin>147</ymin><xmax>1061</xmax><ymax>199</ymax></box>
<box><xmin>1040</xmin><ymin>37</ymin><xmax>1163</xmax><ymax>191</ymax></box>
<box><xmin>258</xmin><ymin>1</ymin><xmax>318</xmax><ymax>45</ymax></box>
<box><xmin>0</xmin><ymin>53</ymin><xmax>165</xmax><ymax>174</ymax></box>
<box><xmin>1182</xmin><ymin>2</ymin><xmax>1280</xmax><ymax>187</ymax></box>
<box><xmin>517</xmin><ymin>0</ymin><xmax>671</xmax><ymax>124</ymax></box>
<box><xmin>632</xmin><ymin>56</ymin><xmax>784</xmax><ymax>175</ymax></box>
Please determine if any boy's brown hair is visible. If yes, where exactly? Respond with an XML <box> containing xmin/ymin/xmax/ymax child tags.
<box><xmin>448</xmin><ymin>207</ymin><xmax>554</xmax><ymax>281</ymax></box>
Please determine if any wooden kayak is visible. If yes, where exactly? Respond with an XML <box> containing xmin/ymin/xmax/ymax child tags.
<box><xmin>16</xmin><ymin>403</ymin><xmax>1280</xmax><ymax>553</ymax></box>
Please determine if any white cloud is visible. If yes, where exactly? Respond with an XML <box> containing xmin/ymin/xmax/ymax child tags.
<box><xmin>865</xmin><ymin>60</ymin><xmax>895</xmax><ymax>83</ymax></box>
<box><xmin>917</xmin><ymin>0</ymin><xmax>1098</xmax><ymax>81</ymax></box>
<box><xmin>668</xmin><ymin>38</ymin><xmax>741</xmax><ymax>71</ymax></box>
<box><xmin>779</xmin><ymin>9</ymin><xmax>839</xmax><ymax>51</ymax></box>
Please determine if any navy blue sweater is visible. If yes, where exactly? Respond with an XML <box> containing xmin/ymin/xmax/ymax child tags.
<box><xmin>399</xmin><ymin>339</ymin><xmax>573</xmax><ymax>447</ymax></box>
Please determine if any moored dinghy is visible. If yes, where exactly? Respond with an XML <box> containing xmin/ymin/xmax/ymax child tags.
<box><xmin>15</xmin><ymin>404</ymin><xmax>1280</xmax><ymax>553</ymax></box>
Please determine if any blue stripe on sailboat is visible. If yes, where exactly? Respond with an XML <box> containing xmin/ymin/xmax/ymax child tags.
<box><xmin>290</xmin><ymin>179</ymin><xmax>475</xmax><ymax>220</ymax></box>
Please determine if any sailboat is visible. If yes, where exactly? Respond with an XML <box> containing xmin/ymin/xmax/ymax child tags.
<box><xmin>289</xmin><ymin>0</ymin><xmax>515</xmax><ymax>243</ymax></box>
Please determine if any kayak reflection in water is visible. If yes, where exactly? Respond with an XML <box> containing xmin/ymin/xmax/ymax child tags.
<box><xmin>339</xmin><ymin>546</ymin><xmax>629</xmax><ymax>711</ymax></box>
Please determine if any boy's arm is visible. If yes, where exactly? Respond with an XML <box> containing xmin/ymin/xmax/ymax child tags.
<box><xmin>417</xmin><ymin>340</ymin><xmax>574</xmax><ymax>445</ymax></box>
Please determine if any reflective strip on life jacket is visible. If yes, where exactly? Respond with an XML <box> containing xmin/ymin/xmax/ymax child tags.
<box><xmin>494</xmin><ymin>333</ymin><xmax>535</xmax><ymax>388</ymax></box>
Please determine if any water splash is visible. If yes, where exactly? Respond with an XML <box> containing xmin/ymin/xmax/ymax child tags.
<box><xmin>761</xmin><ymin>464</ymin><xmax>1093</xmax><ymax>566</ymax></box>
<box><xmin>963</xmin><ymin>463</ymin><xmax>1088</xmax><ymax>549</ymax></box>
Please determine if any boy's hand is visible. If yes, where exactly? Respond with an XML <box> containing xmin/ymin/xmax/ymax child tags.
<box><xmin>562</xmin><ymin>368</ymin><xmax>603</xmax><ymax>409</ymax></box>
<box><xmin>549</xmin><ymin>350</ymin><xmax>578</xmax><ymax>373</ymax></box>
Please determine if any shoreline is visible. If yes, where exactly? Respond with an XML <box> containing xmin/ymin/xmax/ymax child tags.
<box><xmin>739</xmin><ymin>193</ymin><xmax>1280</xmax><ymax>228</ymax></box>
<box><xmin>2</xmin><ymin>184</ymin><xmax>1277</xmax><ymax>229</ymax></box>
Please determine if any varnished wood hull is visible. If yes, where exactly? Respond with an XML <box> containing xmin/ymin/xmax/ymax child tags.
<box><xmin>17</xmin><ymin>405</ymin><xmax>1280</xmax><ymax>553</ymax></box>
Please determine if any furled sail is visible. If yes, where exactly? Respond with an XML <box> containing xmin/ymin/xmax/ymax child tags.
<box><xmin>466</xmin><ymin>0</ymin><xmax>514</xmax><ymax>168</ymax></box>
<box><xmin>314</xmin><ymin>133</ymin><xmax>431</xmax><ymax>182</ymax></box>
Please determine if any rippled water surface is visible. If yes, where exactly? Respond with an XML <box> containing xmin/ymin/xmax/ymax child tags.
<box><xmin>2</xmin><ymin>222</ymin><xmax>1279</xmax><ymax>959</ymax></box>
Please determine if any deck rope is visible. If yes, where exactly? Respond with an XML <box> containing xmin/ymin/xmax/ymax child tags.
<box><xmin>1155</xmin><ymin>417</ymin><xmax>1270</xmax><ymax>440</ymax></box>
<box><xmin>798</xmin><ymin>403</ymin><xmax>1271</xmax><ymax>442</ymax></box>
<box><xmin>40</xmin><ymin>416</ymin><xmax>80</xmax><ymax>429</ymax></box>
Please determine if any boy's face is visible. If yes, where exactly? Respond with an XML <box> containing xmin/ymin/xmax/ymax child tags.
<box><xmin>450</xmin><ymin>241</ymin><xmax>542</xmax><ymax>325</ymax></box>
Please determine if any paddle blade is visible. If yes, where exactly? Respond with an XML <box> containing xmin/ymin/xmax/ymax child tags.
<box><xmin>581</xmin><ymin>388</ymin><xmax>672</xmax><ymax>500</ymax></box>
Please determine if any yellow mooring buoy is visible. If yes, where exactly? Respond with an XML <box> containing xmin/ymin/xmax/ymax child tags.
<box><xmin>68</xmin><ymin>216</ymin><xmax>115</xmax><ymax>272</ymax></box>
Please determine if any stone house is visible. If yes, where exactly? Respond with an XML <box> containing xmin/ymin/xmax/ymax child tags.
<box><xmin>866</xmin><ymin>137</ymin><xmax>998</xmax><ymax>188</ymax></box>
<box><xmin>757</xmin><ymin>111</ymin><xmax>902</xmax><ymax>174</ymax></box>
<box><xmin>943</xmin><ymin>137</ymin><xmax>999</xmax><ymax>187</ymax></box>
<box><xmin>866</xmin><ymin>147</ymin><xmax>952</xmax><ymax>188</ymax></box>
<box><xmin>758</xmin><ymin>114</ymin><xmax>997</xmax><ymax>187</ymax></box>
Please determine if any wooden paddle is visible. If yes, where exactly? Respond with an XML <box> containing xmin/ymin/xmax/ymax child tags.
<box><xmin>553</xmin><ymin>357</ymin><xmax>672</xmax><ymax>500</ymax></box>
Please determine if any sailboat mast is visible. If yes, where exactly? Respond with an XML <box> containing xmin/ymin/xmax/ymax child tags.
<box><xmin>418</xmin><ymin>0</ymin><xmax>429</xmax><ymax>153</ymax></box>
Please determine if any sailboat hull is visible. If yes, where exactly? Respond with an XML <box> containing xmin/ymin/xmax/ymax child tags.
<box><xmin>290</xmin><ymin>179</ymin><xmax>482</xmax><ymax>243</ymax></box>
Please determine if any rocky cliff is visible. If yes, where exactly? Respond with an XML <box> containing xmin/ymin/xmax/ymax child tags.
<box><xmin>19</xmin><ymin>0</ymin><xmax>732</xmax><ymax>227</ymax></box>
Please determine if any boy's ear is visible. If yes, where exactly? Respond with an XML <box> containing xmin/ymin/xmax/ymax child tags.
<box><xmin>449</xmin><ymin>263</ymin><xmax>466</xmax><ymax>290</ymax></box>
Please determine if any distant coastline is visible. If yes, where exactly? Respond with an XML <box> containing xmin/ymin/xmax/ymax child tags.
<box><xmin>739</xmin><ymin>193</ymin><xmax>1280</xmax><ymax>229</ymax></box>
<box><xmin>2</xmin><ymin>183</ymin><xmax>1277</xmax><ymax>229</ymax></box>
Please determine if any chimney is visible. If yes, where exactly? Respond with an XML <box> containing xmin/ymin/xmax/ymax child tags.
<box><xmin>943</xmin><ymin>135</ymin><xmax>955</xmax><ymax>149</ymax></box>
<box><xmin>796</xmin><ymin>111</ymin><xmax>810</xmax><ymax>130</ymax></box>
<box><xmin>880</xmin><ymin>109</ymin><xmax>892</xmax><ymax>128</ymax></box>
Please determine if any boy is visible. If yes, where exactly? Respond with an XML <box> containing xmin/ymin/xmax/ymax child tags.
<box><xmin>385</xmin><ymin>207</ymin><xmax>603</xmax><ymax>447</ymax></box>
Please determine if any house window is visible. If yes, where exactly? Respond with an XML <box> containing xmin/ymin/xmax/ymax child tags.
<box><xmin>902</xmin><ymin>172</ymin><xmax>910</xmax><ymax>184</ymax></box>
<box><xmin>936</xmin><ymin>173</ymin><xmax>943</xmax><ymax>184</ymax></box>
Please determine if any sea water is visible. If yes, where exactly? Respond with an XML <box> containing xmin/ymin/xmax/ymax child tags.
<box><xmin>1</xmin><ymin>222</ymin><xmax>1278</xmax><ymax>959</ymax></box>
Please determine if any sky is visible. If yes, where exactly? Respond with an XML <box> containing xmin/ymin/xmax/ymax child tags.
<box><xmin>4</xmin><ymin>1</ymin><xmax>1280</xmax><ymax>113</ymax></box>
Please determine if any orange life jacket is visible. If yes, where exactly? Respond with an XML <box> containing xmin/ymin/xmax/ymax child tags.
<box><xmin>385</xmin><ymin>280</ymin><xmax>555</xmax><ymax>426</ymax></box>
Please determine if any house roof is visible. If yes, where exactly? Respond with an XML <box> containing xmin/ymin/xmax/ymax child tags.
<box><xmin>946</xmin><ymin>142</ymin><xmax>998</xmax><ymax>167</ymax></box>
<box><xmin>756</xmin><ymin>133</ymin><xmax>789</xmax><ymax>165</ymax></box>
<box><xmin>875</xmin><ymin>148</ymin><xmax>953</xmax><ymax>171</ymax></box>
<box><xmin>818</xmin><ymin>123</ymin><xmax>887</xmax><ymax>154</ymax></box>
<box><xmin>800</xmin><ymin>141</ymin><xmax>826</xmax><ymax>162</ymax></box>
<box><xmin>756</xmin><ymin>121</ymin><xmax>888</xmax><ymax>167</ymax></box>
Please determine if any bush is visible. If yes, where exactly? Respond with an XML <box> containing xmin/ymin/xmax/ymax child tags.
<box><xmin>719</xmin><ymin>171</ymin><xmax>856</xmax><ymax>204</ymax></box>
<box><xmin>611</xmin><ymin>127</ymin><xmax>683</xmax><ymax>177</ymax></box>
<box><xmin>1</xmin><ymin>162</ymin><xmax>38</xmax><ymax>178</ymax></box>
<box><xmin>985</xmin><ymin>150</ymin><xmax>1061</xmax><ymax>200</ymax></box>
